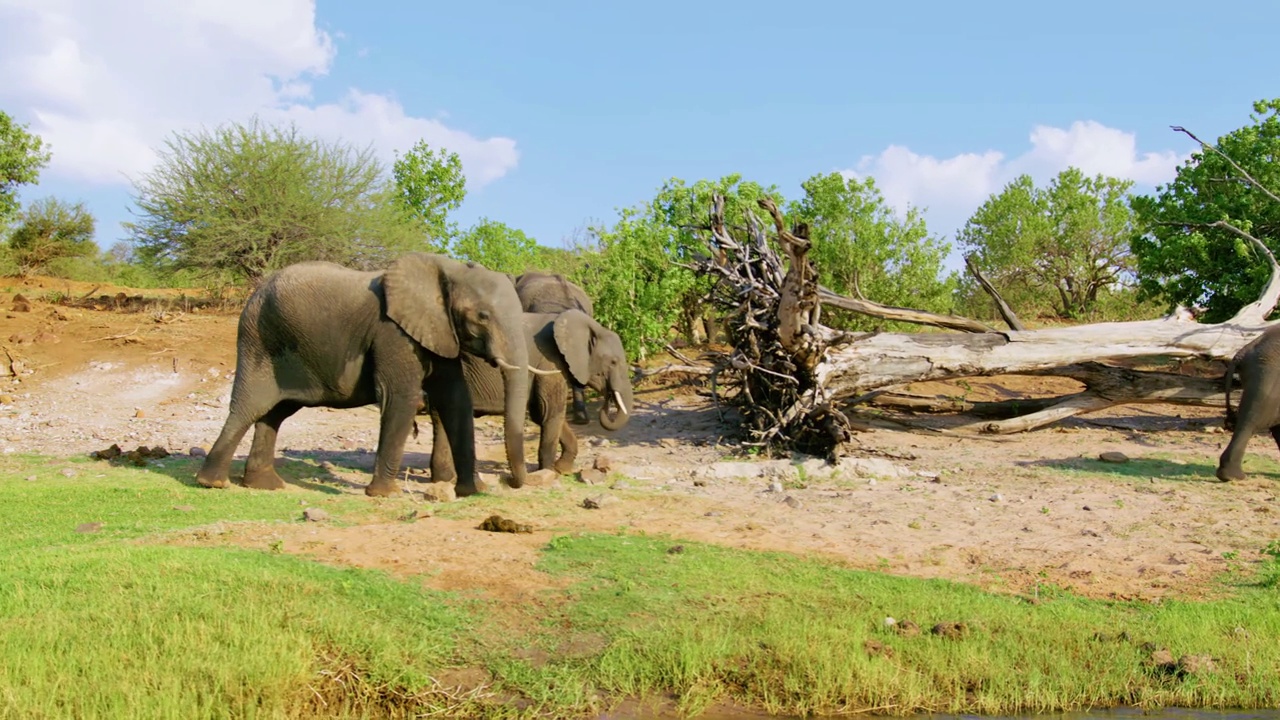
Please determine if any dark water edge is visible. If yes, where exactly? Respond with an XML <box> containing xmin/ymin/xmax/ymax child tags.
<box><xmin>599</xmin><ymin>705</ymin><xmax>1280</xmax><ymax>720</ymax></box>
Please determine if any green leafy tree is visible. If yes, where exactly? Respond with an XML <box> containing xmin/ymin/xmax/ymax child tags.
<box><xmin>126</xmin><ymin>117</ymin><xmax>418</xmax><ymax>285</ymax></box>
<box><xmin>0</xmin><ymin>110</ymin><xmax>52</xmax><ymax>228</ymax></box>
<box><xmin>391</xmin><ymin>140</ymin><xmax>466</xmax><ymax>250</ymax></box>
<box><xmin>451</xmin><ymin>218</ymin><xmax>538</xmax><ymax>276</ymax></box>
<box><xmin>958</xmin><ymin>168</ymin><xmax>1138</xmax><ymax>320</ymax></box>
<box><xmin>5</xmin><ymin>197</ymin><xmax>96</xmax><ymax>277</ymax></box>
<box><xmin>788</xmin><ymin>172</ymin><xmax>956</xmax><ymax>329</ymax></box>
<box><xmin>1132</xmin><ymin>99</ymin><xmax>1280</xmax><ymax>322</ymax></box>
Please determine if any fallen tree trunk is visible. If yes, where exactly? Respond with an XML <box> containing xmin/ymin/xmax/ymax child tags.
<box><xmin>695</xmin><ymin>165</ymin><xmax>1280</xmax><ymax>455</ymax></box>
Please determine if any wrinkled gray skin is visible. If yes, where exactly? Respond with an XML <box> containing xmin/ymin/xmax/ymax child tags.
<box><xmin>195</xmin><ymin>253</ymin><xmax>532</xmax><ymax>497</ymax></box>
<box><xmin>1218</xmin><ymin>324</ymin><xmax>1280</xmax><ymax>482</ymax></box>
<box><xmin>428</xmin><ymin>309</ymin><xmax>633</xmax><ymax>484</ymax></box>
<box><xmin>514</xmin><ymin>271</ymin><xmax>595</xmax><ymax>425</ymax></box>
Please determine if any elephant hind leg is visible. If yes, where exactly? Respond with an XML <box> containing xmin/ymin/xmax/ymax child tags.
<box><xmin>240</xmin><ymin>401</ymin><xmax>301</xmax><ymax>490</ymax></box>
<box><xmin>553</xmin><ymin>423</ymin><xmax>578</xmax><ymax>475</ymax></box>
<box><xmin>197</xmin><ymin>369</ymin><xmax>281</xmax><ymax>488</ymax></box>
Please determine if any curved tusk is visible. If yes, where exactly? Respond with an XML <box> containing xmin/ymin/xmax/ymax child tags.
<box><xmin>613</xmin><ymin>390</ymin><xmax>629</xmax><ymax>415</ymax></box>
<box><xmin>495</xmin><ymin>357</ymin><xmax>560</xmax><ymax>376</ymax></box>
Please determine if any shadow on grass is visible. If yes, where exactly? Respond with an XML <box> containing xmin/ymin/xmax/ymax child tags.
<box><xmin>114</xmin><ymin>453</ymin><xmax>349</xmax><ymax>495</ymax></box>
<box><xmin>1022</xmin><ymin>455</ymin><xmax>1225</xmax><ymax>483</ymax></box>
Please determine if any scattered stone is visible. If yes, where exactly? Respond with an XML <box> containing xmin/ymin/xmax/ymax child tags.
<box><xmin>1177</xmin><ymin>654</ymin><xmax>1217</xmax><ymax>675</ymax></box>
<box><xmin>883</xmin><ymin>617</ymin><xmax>897</xmax><ymax>628</ymax></box>
<box><xmin>931</xmin><ymin>621</ymin><xmax>969</xmax><ymax>639</ymax></box>
<box><xmin>10</xmin><ymin>294</ymin><xmax>30</xmax><ymax>312</ymax></box>
<box><xmin>578</xmin><ymin>468</ymin><xmax>606</xmax><ymax>485</ymax></box>
<box><xmin>302</xmin><ymin>508</ymin><xmax>330</xmax><ymax>522</ymax></box>
<box><xmin>59</xmin><ymin>468</ymin><xmax>76</xmax><ymax>478</ymax></box>
<box><xmin>864</xmin><ymin>639</ymin><xmax>894</xmax><ymax>658</ymax></box>
<box><xmin>75</xmin><ymin>522</ymin><xmax>102</xmax><ymax>533</ymax></box>
<box><xmin>989</xmin><ymin>493</ymin><xmax>1003</xmax><ymax>503</ymax></box>
<box><xmin>704</xmin><ymin>511</ymin><xmax>723</xmax><ymax>517</ymax></box>
<box><xmin>134</xmin><ymin>408</ymin><xmax>146</xmax><ymax>418</ymax></box>
<box><xmin>1148</xmin><ymin>648</ymin><xmax>1176</xmax><ymax>670</ymax></box>
<box><xmin>0</xmin><ymin>394</ymin><xmax>12</xmax><ymax>404</ymax></box>
<box><xmin>783</xmin><ymin>495</ymin><xmax>802</xmax><ymax>509</ymax></box>
<box><xmin>593</xmin><ymin>454</ymin><xmax>615</xmax><ymax>472</ymax></box>
<box><xmin>474</xmin><ymin>473</ymin><xmax>504</xmax><ymax>493</ymax></box>
<box><xmin>478</xmin><ymin>514</ymin><xmax>532</xmax><ymax>533</ymax></box>
<box><xmin>1083</xmin><ymin>505</ymin><xmax>1093</xmax><ymax>511</ymax></box>
<box><xmin>31</xmin><ymin>331</ymin><xmax>59</xmax><ymax>344</ymax></box>
<box><xmin>7</xmin><ymin>333</ymin><xmax>30</xmax><ymax>345</ymax></box>
<box><xmin>173</xmin><ymin>505</ymin><xmax>196</xmax><ymax>512</ymax></box>
<box><xmin>1202</xmin><ymin>425</ymin><xmax>1225</xmax><ymax>435</ymax></box>
<box><xmin>658</xmin><ymin>438</ymin><xmax>679</xmax><ymax>449</ymax></box>
<box><xmin>188</xmin><ymin>447</ymin><xmax>208</xmax><ymax>458</ymax></box>
<box><xmin>582</xmin><ymin>494</ymin><xmax>618</xmax><ymax>510</ymax></box>
<box><xmin>523</xmin><ymin>468</ymin><xmax>562</xmax><ymax>488</ymax></box>
<box><xmin>589</xmin><ymin>437</ymin><xmax>611</xmax><ymax>448</ymax></box>
<box><xmin>893</xmin><ymin>620</ymin><xmax>920</xmax><ymax>637</ymax></box>
<box><xmin>1099</xmin><ymin>451</ymin><xmax>1130</xmax><ymax>464</ymax></box>
<box><xmin>692</xmin><ymin>478</ymin><xmax>707</xmax><ymax>487</ymax></box>
<box><xmin>767</xmin><ymin>481</ymin><xmax>784</xmax><ymax>494</ymax></box>
<box><xmin>866</xmin><ymin>478</ymin><xmax>877</xmax><ymax>486</ymax></box>
<box><xmin>667</xmin><ymin>545</ymin><xmax>685</xmax><ymax>554</ymax></box>
<box><xmin>422</xmin><ymin>484</ymin><xmax>457</xmax><ymax>503</ymax></box>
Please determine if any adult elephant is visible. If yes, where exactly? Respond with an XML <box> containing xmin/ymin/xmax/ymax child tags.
<box><xmin>513</xmin><ymin>271</ymin><xmax>596</xmax><ymax>425</ymax></box>
<box><xmin>1218</xmin><ymin>324</ymin><xmax>1280</xmax><ymax>482</ymax></box>
<box><xmin>195</xmin><ymin>253</ymin><xmax>534</xmax><ymax>498</ymax></box>
<box><xmin>428</xmin><ymin>309</ymin><xmax>632</xmax><ymax>485</ymax></box>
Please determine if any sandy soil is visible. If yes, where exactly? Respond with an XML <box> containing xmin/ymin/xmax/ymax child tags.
<box><xmin>3</xmin><ymin>276</ymin><xmax>1279</xmax><ymax>607</ymax></box>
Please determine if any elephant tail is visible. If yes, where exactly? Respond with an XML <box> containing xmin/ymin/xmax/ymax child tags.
<box><xmin>1224</xmin><ymin>351</ymin><xmax>1241</xmax><ymax>431</ymax></box>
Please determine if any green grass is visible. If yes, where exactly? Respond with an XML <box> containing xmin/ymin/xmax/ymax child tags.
<box><xmin>4</xmin><ymin>454</ymin><xmax>1280</xmax><ymax>718</ymax></box>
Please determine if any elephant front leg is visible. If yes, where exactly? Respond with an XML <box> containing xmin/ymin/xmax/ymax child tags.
<box><xmin>240</xmin><ymin>402</ymin><xmax>300</xmax><ymax>490</ymax></box>
<box><xmin>553</xmin><ymin>423</ymin><xmax>578</xmax><ymax>475</ymax></box>
<box><xmin>428</xmin><ymin>409</ymin><xmax>458</xmax><ymax>486</ymax></box>
<box><xmin>426</xmin><ymin>363</ymin><xmax>479</xmax><ymax>497</ymax></box>
<box><xmin>366</xmin><ymin>393</ymin><xmax>421</xmax><ymax>498</ymax></box>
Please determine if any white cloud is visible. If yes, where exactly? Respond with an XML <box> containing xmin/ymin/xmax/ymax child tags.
<box><xmin>0</xmin><ymin>0</ymin><xmax>518</xmax><ymax>187</ymax></box>
<box><xmin>845</xmin><ymin>121</ymin><xmax>1188</xmax><ymax>245</ymax></box>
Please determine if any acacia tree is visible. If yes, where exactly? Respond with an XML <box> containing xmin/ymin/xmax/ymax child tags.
<box><xmin>5</xmin><ymin>197</ymin><xmax>96</xmax><ymax>277</ymax></box>
<box><xmin>0</xmin><ymin>110</ymin><xmax>51</xmax><ymax>229</ymax></box>
<box><xmin>391</xmin><ymin>140</ymin><xmax>466</xmax><ymax>250</ymax></box>
<box><xmin>126</xmin><ymin>118</ymin><xmax>419</xmax><ymax>285</ymax></box>
<box><xmin>787</xmin><ymin>172</ymin><xmax>955</xmax><ymax>330</ymax></box>
<box><xmin>451</xmin><ymin>218</ymin><xmax>539</xmax><ymax>276</ymax></box>
<box><xmin>958</xmin><ymin>167</ymin><xmax>1139</xmax><ymax>320</ymax></box>
<box><xmin>1132</xmin><ymin>98</ymin><xmax>1280</xmax><ymax>322</ymax></box>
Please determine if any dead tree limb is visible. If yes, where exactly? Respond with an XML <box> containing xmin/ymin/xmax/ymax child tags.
<box><xmin>963</xmin><ymin>254</ymin><xmax>1026</xmax><ymax>331</ymax></box>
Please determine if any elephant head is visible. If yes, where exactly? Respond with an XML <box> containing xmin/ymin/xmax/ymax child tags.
<box><xmin>553</xmin><ymin>309</ymin><xmax>633</xmax><ymax>431</ymax></box>
<box><xmin>383</xmin><ymin>253</ymin><xmax>533</xmax><ymax>488</ymax></box>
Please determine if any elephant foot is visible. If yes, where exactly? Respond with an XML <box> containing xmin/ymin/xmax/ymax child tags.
<box><xmin>1215</xmin><ymin>466</ymin><xmax>1244</xmax><ymax>482</ymax></box>
<box><xmin>553</xmin><ymin>459</ymin><xmax>576</xmax><ymax>474</ymax></box>
<box><xmin>364</xmin><ymin>480</ymin><xmax>401</xmax><ymax>498</ymax></box>
<box><xmin>455</xmin><ymin>479</ymin><xmax>479</xmax><ymax>498</ymax></box>
<box><xmin>195</xmin><ymin>473</ymin><xmax>229</xmax><ymax>489</ymax></box>
<box><xmin>240</xmin><ymin>466</ymin><xmax>287</xmax><ymax>490</ymax></box>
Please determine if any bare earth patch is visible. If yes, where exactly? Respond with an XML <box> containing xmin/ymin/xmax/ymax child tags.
<box><xmin>4</xmin><ymin>277</ymin><xmax>1280</xmax><ymax>605</ymax></box>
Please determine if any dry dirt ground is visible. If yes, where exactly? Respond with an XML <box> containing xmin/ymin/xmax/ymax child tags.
<box><xmin>3</xmin><ymin>276</ymin><xmax>1280</xmax><ymax>607</ymax></box>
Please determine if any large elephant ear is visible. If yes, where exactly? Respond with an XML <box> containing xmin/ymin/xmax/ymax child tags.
<box><xmin>383</xmin><ymin>253</ymin><xmax>459</xmax><ymax>358</ymax></box>
<box><xmin>553</xmin><ymin>309</ymin><xmax>592</xmax><ymax>385</ymax></box>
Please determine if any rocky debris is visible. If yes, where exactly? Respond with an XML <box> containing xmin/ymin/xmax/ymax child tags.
<box><xmin>864</xmin><ymin>639</ymin><xmax>894</xmax><ymax>658</ymax></box>
<box><xmin>667</xmin><ymin>544</ymin><xmax>685</xmax><ymax>554</ymax></box>
<box><xmin>582</xmin><ymin>494</ymin><xmax>618</xmax><ymax>510</ymax></box>
<box><xmin>892</xmin><ymin>619</ymin><xmax>921</xmax><ymax>637</ymax></box>
<box><xmin>421</xmin><ymin>483</ymin><xmax>457</xmax><ymax>503</ymax></box>
<box><xmin>90</xmin><ymin>443</ymin><xmax>170</xmax><ymax>466</ymax></box>
<box><xmin>702</xmin><ymin>454</ymin><xmax>918</xmax><ymax>484</ymax></box>
<box><xmin>578</xmin><ymin>468</ymin><xmax>606</xmax><ymax>485</ymax></box>
<box><xmin>522</xmin><ymin>468</ymin><xmax>562</xmax><ymax>488</ymax></box>
<box><xmin>989</xmin><ymin>493</ymin><xmax>1004</xmax><ymax>502</ymax></box>
<box><xmin>10</xmin><ymin>294</ymin><xmax>30</xmax><ymax>312</ymax></box>
<box><xmin>1099</xmin><ymin>451</ymin><xmax>1130</xmax><ymax>464</ymax></box>
<box><xmin>188</xmin><ymin>447</ymin><xmax>207</xmax><ymax>458</ymax></box>
<box><xmin>1177</xmin><ymin>654</ymin><xmax>1217</xmax><ymax>675</ymax></box>
<box><xmin>0</xmin><ymin>395</ymin><xmax>13</xmax><ymax>405</ymax></box>
<box><xmin>931</xmin><ymin>621</ymin><xmax>969</xmax><ymax>639</ymax></box>
<box><xmin>478</xmin><ymin>514</ymin><xmax>532</xmax><ymax>533</ymax></box>
<box><xmin>59</xmin><ymin>468</ymin><xmax>76</xmax><ymax>478</ymax></box>
<box><xmin>593</xmin><ymin>454</ymin><xmax>615</xmax><ymax>472</ymax></box>
<box><xmin>32</xmin><ymin>332</ymin><xmax>59</xmax><ymax>345</ymax></box>
<box><xmin>302</xmin><ymin>508</ymin><xmax>330</xmax><ymax>522</ymax></box>
<box><xmin>782</xmin><ymin>495</ymin><xmax>802</xmax><ymax>509</ymax></box>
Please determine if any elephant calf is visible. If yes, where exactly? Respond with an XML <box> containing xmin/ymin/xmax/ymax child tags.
<box><xmin>428</xmin><ymin>309</ymin><xmax>633</xmax><ymax>485</ymax></box>
<box><xmin>1218</xmin><ymin>324</ymin><xmax>1280</xmax><ymax>482</ymax></box>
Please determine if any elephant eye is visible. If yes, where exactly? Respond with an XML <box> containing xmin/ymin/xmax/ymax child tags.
<box><xmin>477</xmin><ymin>310</ymin><xmax>490</xmax><ymax>323</ymax></box>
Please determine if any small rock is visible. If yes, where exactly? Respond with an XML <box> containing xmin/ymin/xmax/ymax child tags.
<box><xmin>1099</xmin><ymin>451</ymin><xmax>1130</xmax><ymax>464</ymax></box>
<box><xmin>893</xmin><ymin>620</ymin><xmax>920</xmax><ymax>637</ymax></box>
<box><xmin>578</xmin><ymin>468</ymin><xmax>606</xmax><ymax>485</ymax></box>
<box><xmin>302</xmin><ymin>508</ymin><xmax>330</xmax><ymax>522</ymax></box>
<box><xmin>173</xmin><ymin>505</ymin><xmax>196</xmax><ymax>512</ymax></box>
<box><xmin>188</xmin><ymin>447</ymin><xmax>208</xmax><ymax>458</ymax></box>
<box><xmin>1177</xmin><ymin>654</ymin><xmax>1217</xmax><ymax>675</ymax></box>
<box><xmin>523</xmin><ymin>468</ymin><xmax>562</xmax><ymax>488</ymax></box>
<box><xmin>478</xmin><ymin>514</ymin><xmax>532</xmax><ymax>533</ymax></box>
<box><xmin>134</xmin><ymin>408</ymin><xmax>145</xmax><ymax>419</ymax></box>
<box><xmin>693</xmin><ymin>478</ymin><xmax>707</xmax><ymax>487</ymax></box>
<box><xmin>10</xmin><ymin>294</ymin><xmax>30</xmax><ymax>312</ymax></box>
<box><xmin>422</xmin><ymin>484</ymin><xmax>457</xmax><ymax>503</ymax></box>
<box><xmin>590</xmin><ymin>437</ymin><xmax>611</xmax><ymax>447</ymax></box>
<box><xmin>867</xmin><ymin>478</ymin><xmax>877</xmax><ymax>486</ymax></box>
<box><xmin>1083</xmin><ymin>505</ymin><xmax>1093</xmax><ymax>511</ymax></box>
<box><xmin>864</xmin><ymin>639</ymin><xmax>894</xmax><ymax>658</ymax></box>
<box><xmin>1202</xmin><ymin>425</ymin><xmax>1225</xmax><ymax>434</ymax></box>
<box><xmin>658</xmin><ymin>438</ymin><xmax>679</xmax><ymax>449</ymax></box>
<box><xmin>75</xmin><ymin>522</ymin><xmax>102</xmax><ymax>534</ymax></box>
<box><xmin>60</xmin><ymin>468</ymin><xmax>76</xmax><ymax>478</ymax></box>
<box><xmin>704</xmin><ymin>511</ymin><xmax>723</xmax><ymax>517</ymax></box>
<box><xmin>31</xmin><ymin>331</ymin><xmax>59</xmax><ymax>344</ymax></box>
<box><xmin>782</xmin><ymin>495</ymin><xmax>802</xmax><ymax>509</ymax></box>
<box><xmin>883</xmin><ymin>617</ymin><xmax>897</xmax><ymax>628</ymax></box>
<box><xmin>0</xmin><ymin>394</ymin><xmax>12</xmax><ymax>404</ymax></box>
<box><xmin>582</xmin><ymin>494</ymin><xmax>618</xmax><ymax>510</ymax></box>
<box><xmin>474</xmin><ymin>473</ymin><xmax>503</xmax><ymax>493</ymax></box>
<box><xmin>667</xmin><ymin>545</ymin><xmax>685</xmax><ymax>554</ymax></box>
<box><xmin>24</xmin><ymin>475</ymin><xmax>36</xmax><ymax>482</ymax></box>
<box><xmin>593</xmin><ymin>454</ymin><xmax>615</xmax><ymax>472</ymax></box>
<box><xmin>989</xmin><ymin>493</ymin><xmax>1004</xmax><ymax>502</ymax></box>
<box><xmin>1148</xmin><ymin>648</ymin><xmax>1176</xmax><ymax>668</ymax></box>
<box><xmin>767</xmin><ymin>481</ymin><xmax>784</xmax><ymax>493</ymax></box>
<box><xmin>931</xmin><ymin>621</ymin><xmax>969</xmax><ymax>639</ymax></box>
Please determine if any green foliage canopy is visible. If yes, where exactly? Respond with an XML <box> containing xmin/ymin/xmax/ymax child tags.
<box><xmin>391</xmin><ymin>140</ymin><xmax>466</xmax><ymax>249</ymax></box>
<box><xmin>5</xmin><ymin>197</ymin><xmax>96</xmax><ymax>277</ymax></box>
<box><xmin>788</xmin><ymin>172</ymin><xmax>956</xmax><ymax>329</ymax></box>
<box><xmin>958</xmin><ymin>168</ymin><xmax>1138</xmax><ymax>320</ymax></box>
<box><xmin>126</xmin><ymin>118</ymin><xmax>419</xmax><ymax>284</ymax></box>
<box><xmin>1132</xmin><ymin>99</ymin><xmax>1280</xmax><ymax>322</ymax></box>
<box><xmin>451</xmin><ymin>218</ymin><xmax>539</xmax><ymax>276</ymax></box>
<box><xmin>0</xmin><ymin>110</ymin><xmax>51</xmax><ymax>227</ymax></box>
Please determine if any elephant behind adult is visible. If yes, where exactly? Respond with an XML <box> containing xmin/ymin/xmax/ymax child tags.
<box><xmin>513</xmin><ymin>271</ymin><xmax>597</xmax><ymax>425</ymax></box>
<box><xmin>1218</xmin><ymin>324</ymin><xmax>1280</xmax><ymax>482</ymax></box>
<box><xmin>195</xmin><ymin>253</ymin><xmax>532</xmax><ymax>497</ymax></box>
<box><xmin>428</xmin><ymin>308</ymin><xmax>633</xmax><ymax>484</ymax></box>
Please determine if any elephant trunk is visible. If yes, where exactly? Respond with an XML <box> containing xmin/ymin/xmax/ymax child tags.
<box><xmin>597</xmin><ymin>366</ymin><xmax>633</xmax><ymax>431</ymax></box>
<box><xmin>499</xmin><ymin>327</ymin><xmax>531</xmax><ymax>489</ymax></box>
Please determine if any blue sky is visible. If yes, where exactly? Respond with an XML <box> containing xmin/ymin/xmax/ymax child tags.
<box><xmin>1</xmin><ymin>0</ymin><xmax>1276</xmax><ymax>270</ymax></box>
